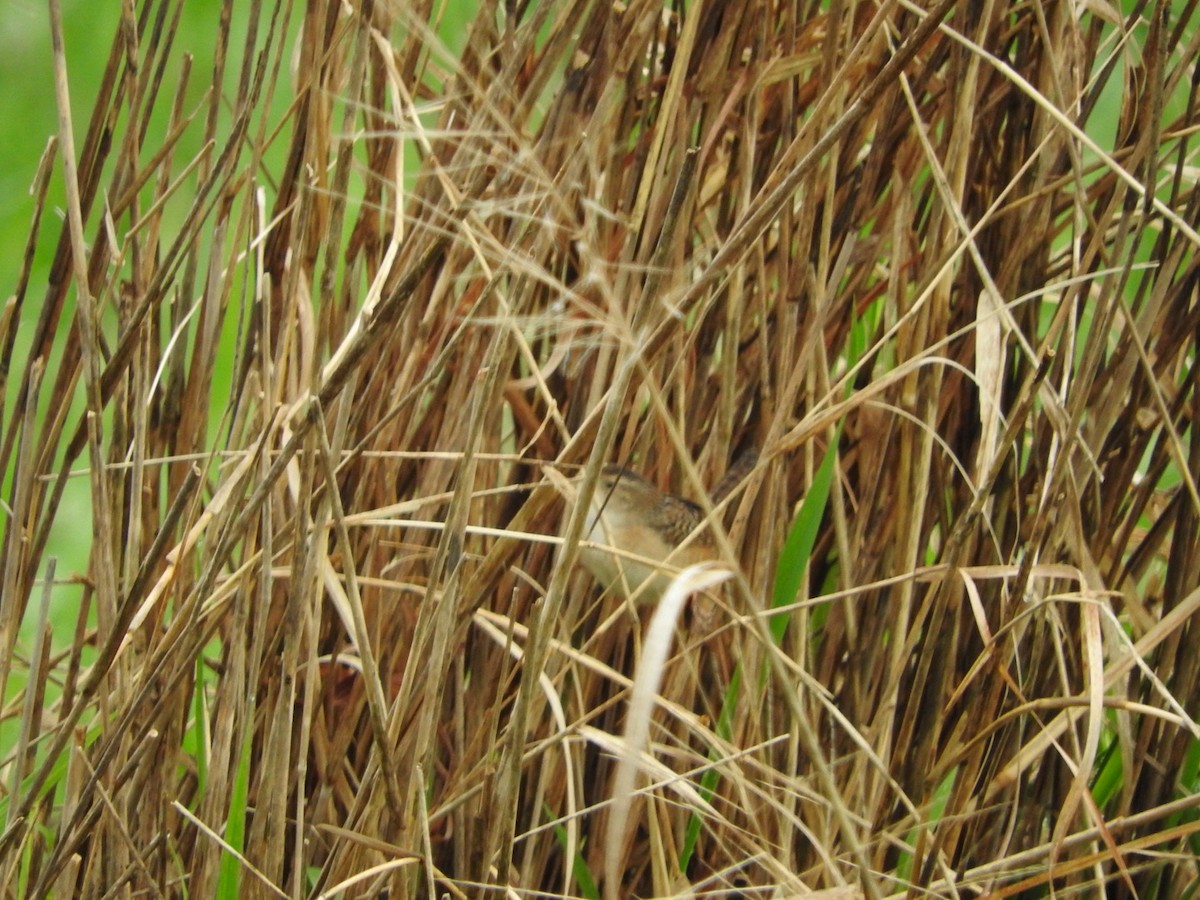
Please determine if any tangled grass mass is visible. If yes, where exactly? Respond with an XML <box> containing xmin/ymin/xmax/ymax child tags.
<box><xmin>1</xmin><ymin>0</ymin><xmax>1199</xmax><ymax>896</ymax></box>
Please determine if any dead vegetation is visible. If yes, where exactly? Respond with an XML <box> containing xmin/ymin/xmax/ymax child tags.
<box><xmin>2</xmin><ymin>0</ymin><xmax>1199</xmax><ymax>896</ymax></box>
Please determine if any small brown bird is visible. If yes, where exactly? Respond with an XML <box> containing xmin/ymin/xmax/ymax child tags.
<box><xmin>579</xmin><ymin>466</ymin><xmax>716</xmax><ymax>601</ymax></box>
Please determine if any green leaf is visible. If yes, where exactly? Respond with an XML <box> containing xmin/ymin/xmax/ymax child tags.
<box><xmin>770</xmin><ymin>432</ymin><xmax>840</xmax><ymax>644</ymax></box>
